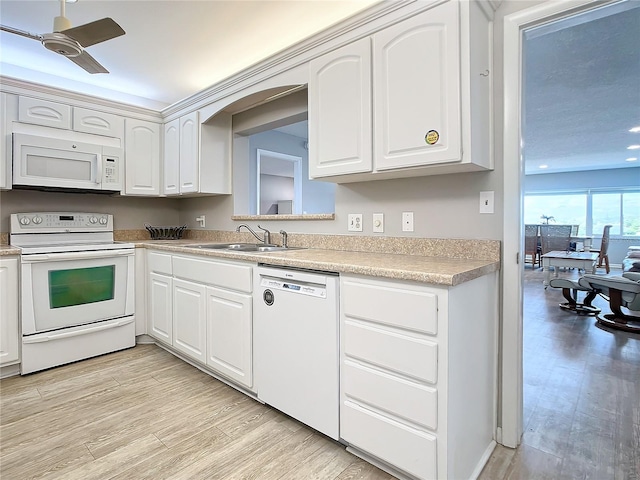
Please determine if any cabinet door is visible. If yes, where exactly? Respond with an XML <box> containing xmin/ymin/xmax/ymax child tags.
<box><xmin>163</xmin><ymin>118</ymin><xmax>180</xmax><ymax>195</ymax></box>
<box><xmin>309</xmin><ymin>37</ymin><xmax>372</xmax><ymax>178</ymax></box>
<box><xmin>179</xmin><ymin>111</ymin><xmax>199</xmax><ymax>194</ymax></box>
<box><xmin>73</xmin><ymin>107</ymin><xmax>124</xmax><ymax>138</ymax></box>
<box><xmin>173</xmin><ymin>278</ymin><xmax>207</xmax><ymax>363</ymax></box>
<box><xmin>0</xmin><ymin>257</ymin><xmax>19</xmax><ymax>366</ymax></box>
<box><xmin>124</xmin><ymin>118</ymin><xmax>161</xmax><ymax>195</ymax></box>
<box><xmin>18</xmin><ymin>96</ymin><xmax>71</xmax><ymax>129</ymax></box>
<box><xmin>148</xmin><ymin>272</ymin><xmax>173</xmax><ymax>344</ymax></box>
<box><xmin>0</xmin><ymin>93</ymin><xmax>17</xmax><ymax>191</ymax></box>
<box><xmin>206</xmin><ymin>286</ymin><xmax>253</xmax><ymax>389</ymax></box>
<box><xmin>373</xmin><ymin>1</ymin><xmax>461</xmax><ymax>170</ymax></box>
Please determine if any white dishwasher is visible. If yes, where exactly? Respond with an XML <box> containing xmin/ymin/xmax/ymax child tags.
<box><xmin>254</xmin><ymin>265</ymin><xmax>339</xmax><ymax>440</ymax></box>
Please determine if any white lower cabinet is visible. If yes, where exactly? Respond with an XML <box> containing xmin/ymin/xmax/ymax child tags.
<box><xmin>148</xmin><ymin>271</ymin><xmax>173</xmax><ymax>344</ymax></box>
<box><xmin>205</xmin><ymin>287</ymin><xmax>252</xmax><ymax>389</ymax></box>
<box><xmin>340</xmin><ymin>273</ymin><xmax>498</xmax><ymax>480</ymax></box>
<box><xmin>0</xmin><ymin>257</ymin><xmax>20</xmax><ymax>367</ymax></box>
<box><xmin>146</xmin><ymin>250</ymin><xmax>254</xmax><ymax>390</ymax></box>
<box><xmin>173</xmin><ymin>278</ymin><xmax>207</xmax><ymax>363</ymax></box>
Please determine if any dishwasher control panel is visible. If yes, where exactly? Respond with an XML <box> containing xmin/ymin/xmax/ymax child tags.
<box><xmin>260</xmin><ymin>277</ymin><xmax>327</xmax><ymax>298</ymax></box>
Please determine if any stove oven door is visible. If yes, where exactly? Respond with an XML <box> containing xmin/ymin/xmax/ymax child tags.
<box><xmin>21</xmin><ymin>249</ymin><xmax>134</xmax><ymax>335</ymax></box>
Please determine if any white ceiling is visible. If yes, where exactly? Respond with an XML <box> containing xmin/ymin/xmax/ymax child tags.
<box><xmin>0</xmin><ymin>0</ymin><xmax>379</xmax><ymax>110</ymax></box>
<box><xmin>523</xmin><ymin>1</ymin><xmax>640</xmax><ymax>175</ymax></box>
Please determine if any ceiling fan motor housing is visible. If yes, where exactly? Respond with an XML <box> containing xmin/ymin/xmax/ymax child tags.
<box><xmin>42</xmin><ymin>33</ymin><xmax>82</xmax><ymax>57</ymax></box>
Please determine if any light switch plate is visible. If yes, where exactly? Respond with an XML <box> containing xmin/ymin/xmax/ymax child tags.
<box><xmin>373</xmin><ymin>213</ymin><xmax>384</xmax><ymax>233</ymax></box>
<box><xmin>479</xmin><ymin>191</ymin><xmax>495</xmax><ymax>214</ymax></box>
<box><xmin>348</xmin><ymin>213</ymin><xmax>363</xmax><ymax>232</ymax></box>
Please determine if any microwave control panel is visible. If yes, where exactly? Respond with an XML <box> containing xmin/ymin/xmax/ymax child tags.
<box><xmin>103</xmin><ymin>157</ymin><xmax>119</xmax><ymax>185</ymax></box>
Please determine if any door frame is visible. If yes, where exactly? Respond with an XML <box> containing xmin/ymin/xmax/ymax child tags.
<box><xmin>501</xmin><ymin>0</ymin><xmax>614</xmax><ymax>448</ymax></box>
<box><xmin>256</xmin><ymin>148</ymin><xmax>303</xmax><ymax>215</ymax></box>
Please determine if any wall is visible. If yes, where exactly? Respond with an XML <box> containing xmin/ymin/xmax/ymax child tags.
<box><xmin>525</xmin><ymin>167</ymin><xmax>640</xmax><ymax>191</ymax></box>
<box><xmin>0</xmin><ymin>189</ymin><xmax>180</xmax><ymax>233</ymax></box>
<box><xmin>248</xmin><ymin>130</ymin><xmax>335</xmax><ymax>215</ymax></box>
<box><xmin>259</xmin><ymin>174</ymin><xmax>293</xmax><ymax>214</ymax></box>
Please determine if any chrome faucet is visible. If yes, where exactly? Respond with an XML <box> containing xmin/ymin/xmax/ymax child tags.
<box><xmin>236</xmin><ymin>224</ymin><xmax>271</xmax><ymax>244</ymax></box>
<box><xmin>279</xmin><ymin>229</ymin><xmax>288</xmax><ymax>248</ymax></box>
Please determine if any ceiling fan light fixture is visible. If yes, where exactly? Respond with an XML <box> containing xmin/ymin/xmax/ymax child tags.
<box><xmin>41</xmin><ymin>32</ymin><xmax>82</xmax><ymax>57</ymax></box>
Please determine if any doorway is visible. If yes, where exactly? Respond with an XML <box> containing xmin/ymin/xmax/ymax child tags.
<box><xmin>502</xmin><ymin>0</ymin><xmax>639</xmax><ymax>448</ymax></box>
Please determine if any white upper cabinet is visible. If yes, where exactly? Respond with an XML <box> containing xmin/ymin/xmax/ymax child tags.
<box><xmin>309</xmin><ymin>37</ymin><xmax>372</xmax><ymax>178</ymax></box>
<box><xmin>163</xmin><ymin>110</ymin><xmax>231</xmax><ymax>196</ymax></box>
<box><xmin>73</xmin><ymin>107</ymin><xmax>124</xmax><ymax>139</ymax></box>
<box><xmin>179</xmin><ymin>111</ymin><xmax>199</xmax><ymax>194</ymax></box>
<box><xmin>163</xmin><ymin>118</ymin><xmax>180</xmax><ymax>195</ymax></box>
<box><xmin>0</xmin><ymin>93</ymin><xmax>17</xmax><ymax>191</ymax></box>
<box><xmin>373</xmin><ymin>2</ymin><xmax>461</xmax><ymax>170</ymax></box>
<box><xmin>124</xmin><ymin>118</ymin><xmax>161</xmax><ymax>196</ymax></box>
<box><xmin>18</xmin><ymin>96</ymin><xmax>72</xmax><ymax>129</ymax></box>
<box><xmin>308</xmin><ymin>0</ymin><xmax>493</xmax><ymax>181</ymax></box>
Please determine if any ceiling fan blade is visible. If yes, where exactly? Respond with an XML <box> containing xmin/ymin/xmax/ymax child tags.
<box><xmin>0</xmin><ymin>24</ymin><xmax>43</xmax><ymax>41</ymax></box>
<box><xmin>67</xmin><ymin>50</ymin><xmax>109</xmax><ymax>74</ymax></box>
<box><xmin>62</xmin><ymin>17</ymin><xmax>124</xmax><ymax>47</ymax></box>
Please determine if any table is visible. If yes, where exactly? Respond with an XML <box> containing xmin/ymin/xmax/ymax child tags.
<box><xmin>541</xmin><ymin>251</ymin><xmax>599</xmax><ymax>286</ymax></box>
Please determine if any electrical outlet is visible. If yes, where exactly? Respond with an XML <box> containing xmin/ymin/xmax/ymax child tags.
<box><xmin>373</xmin><ymin>213</ymin><xmax>384</xmax><ymax>233</ymax></box>
<box><xmin>479</xmin><ymin>191</ymin><xmax>495</xmax><ymax>214</ymax></box>
<box><xmin>402</xmin><ymin>212</ymin><xmax>414</xmax><ymax>232</ymax></box>
<box><xmin>348</xmin><ymin>213</ymin><xmax>363</xmax><ymax>232</ymax></box>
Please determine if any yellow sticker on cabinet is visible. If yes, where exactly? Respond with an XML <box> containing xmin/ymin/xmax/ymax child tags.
<box><xmin>425</xmin><ymin>130</ymin><xmax>439</xmax><ymax>145</ymax></box>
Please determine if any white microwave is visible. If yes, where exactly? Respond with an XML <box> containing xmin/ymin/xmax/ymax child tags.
<box><xmin>13</xmin><ymin>132</ymin><xmax>123</xmax><ymax>193</ymax></box>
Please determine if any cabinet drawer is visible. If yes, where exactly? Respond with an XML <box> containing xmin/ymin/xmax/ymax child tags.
<box><xmin>344</xmin><ymin>321</ymin><xmax>437</xmax><ymax>384</ymax></box>
<box><xmin>343</xmin><ymin>360</ymin><xmax>437</xmax><ymax>430</ymax></box>
<box><xmin>173</xmin><ymin>256</ymin><xmax>252</xmax><ymax>292</ymax></box>
<box><xmin>147</xmin><ymin>251</ymin><xmax>172</xmax><ymax>275</ymax></box>
<box><xmin>342</xmin><ymin>279</ymin><xmax>438</xmax><ymax>335</ymax></box>
<box><xmin>341</xmin><ymin>400</ymin><xmax>436</xmax><ymax>480</ymax></box>
<box><xmin>19</xmin><ymin>97</ymin><xmax>71</xmax><ymax>129</ymax></box>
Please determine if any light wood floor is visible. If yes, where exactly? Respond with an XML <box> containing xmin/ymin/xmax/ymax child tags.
<box><xmin>1</xmin><ymin>266</ymin><xmax>638</xmax><ymax>479</ymax></box>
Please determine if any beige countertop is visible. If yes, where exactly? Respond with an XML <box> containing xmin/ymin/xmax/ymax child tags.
<box><xmin>0</xmin><ymin>245</ymin><xmax>20</xmax><ymax>256</ymax></box>
<box><xmin>136</xmin><ymin>240</ymin><xmax>499</xmax><ymax>286</ymax></box>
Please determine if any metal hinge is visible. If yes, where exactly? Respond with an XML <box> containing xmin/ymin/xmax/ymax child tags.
<box><xmin>516</xmin><ymin>252</ymin><xmax>520</xmax><ymax>264</ymax></box>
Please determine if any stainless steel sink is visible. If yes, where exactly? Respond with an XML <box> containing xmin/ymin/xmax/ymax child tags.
<box><xmin>185</xmin><ymin>243</ymin><xmax>302</xmax><ymax>253</ymax></box>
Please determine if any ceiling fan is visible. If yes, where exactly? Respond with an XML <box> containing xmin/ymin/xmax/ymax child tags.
<box><xmin>0</xmin><ymin>0</ymin><xmax>125</xmax><ymax>74</ymax></box>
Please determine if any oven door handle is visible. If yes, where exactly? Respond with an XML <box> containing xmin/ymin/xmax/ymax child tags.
<box><xmin>23</xmin><ymin>317</ymin><xmax>134</xmax><ymax>344</ymax></box>
<box><xmin>22</xmin><ymin>249</ymin><xmax>134</xmax><ymax>263</ymax></box>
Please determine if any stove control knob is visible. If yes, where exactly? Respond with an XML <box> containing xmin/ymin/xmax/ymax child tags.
<box><xmin>99</xmin><ymin>217</ymin><xmax>108</xmax><ymax>225</ymax></box>
<box><xmin>33</xmin><ymin>216</ymin><xmax>43</xmax><ymax>224</ymax></box>
<box><xmin>89</xmin><ymin>216</ymin><xmax>98</xmax><ymax>224</ymax></box>
<box><xmin>20</xmin><ymin>216</ymin><xmax>30</xmax><ymax>225</ymax></box>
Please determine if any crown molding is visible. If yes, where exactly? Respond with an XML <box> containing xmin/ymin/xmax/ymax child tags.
<box><xmin>0</xmin><ymin>75</ymin><xmax>162</xmax><ymax>121</ymax></box>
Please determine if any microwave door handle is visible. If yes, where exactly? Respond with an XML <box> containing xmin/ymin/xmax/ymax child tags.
<box><xmin>95</xmin><ymin>153</ymin><xmax>103</xmax><ymax>184</ymax></box>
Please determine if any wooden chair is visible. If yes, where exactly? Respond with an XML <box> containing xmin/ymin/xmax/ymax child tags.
<box><xmin>591</xmin><ymin>225</ymin><xmax>612</xmax><ymax>273</ymax></box>
<box><xmin>540</xmin><ymin>225</ymin><xmax>572</xmax><ymax>255</ymax></box>
<box><xmin>524</xmin><ymin>224</ymin><xmax>540</xmax><ymax>267</ymax></box>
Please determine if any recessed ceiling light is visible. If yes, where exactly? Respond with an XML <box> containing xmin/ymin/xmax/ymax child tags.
<box><xmin>628</xmin><ymin>145</ymin><xmax>640</xmax><ymax>150</ymax></box>
<box><xmin>539</xmin><ymin>164</ymin><xmax>548</xmax><ymax>169</ymax></box>
<box><xmin>626</xmin><ymin>157</ymin><xmax>638</xmax><ymax>162</ymax></box>
<box><xmin>630</xmin><ymin>126</ymin><xmax>640</xmax><ymax>133</ymax></box>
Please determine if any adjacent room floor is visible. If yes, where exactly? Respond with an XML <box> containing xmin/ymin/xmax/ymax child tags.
<box><xmin>480</xmin><ymin>266</ymin><xmax>640</xmax><ymax>480</ymax></box>
<box><xmin>1</xmin><ymin>267</ymin><xmax>638</xmax><ymax>479</ymax></box>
